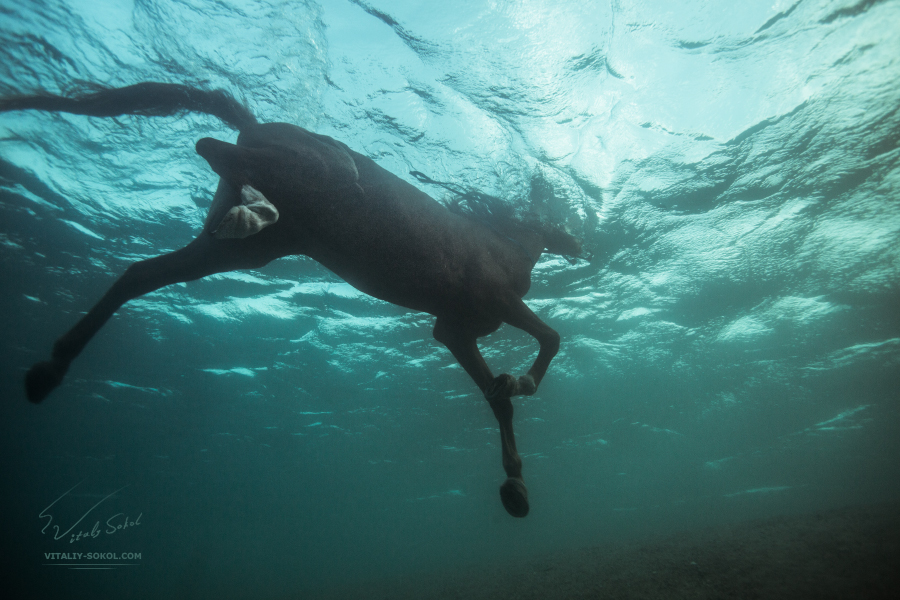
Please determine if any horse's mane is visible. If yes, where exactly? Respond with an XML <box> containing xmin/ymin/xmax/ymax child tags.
<box><xmin>411</xmin><ymin>171</ymin><xmax>585</xmax><ymax>261</ymax></box>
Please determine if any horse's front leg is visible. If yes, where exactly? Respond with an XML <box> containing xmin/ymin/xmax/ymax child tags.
<box><xmin>433</xmin><ymin>318</ymin><xmax>529</xmax><ymax>517</ymax></box>
<box><xmin>495</xmin><ymin>296</ymin><xmax>561</xmax><ymax>398</ymax></box>
<box><xmin>25</xmin><ymin>233</ymin><xmax>264</xmax><ymax>403</ymax></box>
<box><xmin>487</xmin><ymin>396</ymin><xmax>529</xmax><ymax>518</ymax></box>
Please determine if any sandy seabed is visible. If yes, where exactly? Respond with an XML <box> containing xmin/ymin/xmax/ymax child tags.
<box><xmin>311</xmin><ymin>501</ymin><xmax>900</xmax><ymax>600</ymax></box>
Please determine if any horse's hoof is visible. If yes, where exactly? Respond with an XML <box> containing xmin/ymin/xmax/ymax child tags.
<box><xmin>486</xmin><ymin>374</ymin><xmax>517</xmax><ymax>400</ymax></box>
<box><xmin>517</xmin><ymin>374</ymin><xmax>536</xmax><ymax>396</ymax></box>
<box><xmin>500</xmin><ymin>477</ymin><xmax>529</xmax><ymax>518</ymax></box>
<box><xmin>24</xmin><ymin>359</ymin><xmax>67</xmax><ymax>404</ymax></box>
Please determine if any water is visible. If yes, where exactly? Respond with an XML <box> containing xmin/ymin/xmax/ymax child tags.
<box><xmin>1</xmin><ymin>0</ymin><xmax>898</xmax><ymax>597</ymax></box>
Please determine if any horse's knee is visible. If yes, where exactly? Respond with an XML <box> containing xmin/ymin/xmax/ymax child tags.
<box><xmin>486</xmin><ymin>374</ymin><xmax>518</xmax><ymax>400</ymax></box>
<box><xmin>517</xmin><ymin>374</ymin><xmax>536</xmax><ymax>395</ymax></box>
<box><xmin>542</xmin><ymin>328</ymin><xmax>560</xmax><ymax>356</ymax></box>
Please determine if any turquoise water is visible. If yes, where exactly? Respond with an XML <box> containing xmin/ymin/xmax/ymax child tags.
<box><xmin>1</xmin><ymin>0</ymin><xmax>898</xmax><ymax>597</ymax></box>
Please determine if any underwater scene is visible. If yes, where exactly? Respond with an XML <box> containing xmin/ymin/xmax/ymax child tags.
<box><xmin>1</xmin><ymin>0</ymin><xmax>898</xmax><ymax>598</ymax></box>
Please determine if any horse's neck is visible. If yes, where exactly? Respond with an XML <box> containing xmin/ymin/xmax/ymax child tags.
<box><xmin>496</xmin><ymin>222</ymin><xmax>546</xmax><ymax>267</ymax></box>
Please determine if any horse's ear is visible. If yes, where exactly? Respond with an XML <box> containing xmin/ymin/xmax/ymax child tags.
<box><xmin>195</xmin><ymin>137</ymin><xmax>254</xmax><ymax>185</ymax></box>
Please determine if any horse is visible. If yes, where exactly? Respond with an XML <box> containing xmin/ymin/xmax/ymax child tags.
<box><xmin>0</xmin><ymin>83</ymin><xmax>583</xmax><ymax>517</ymax></box>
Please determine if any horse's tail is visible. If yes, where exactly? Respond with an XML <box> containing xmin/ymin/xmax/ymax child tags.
<box><xmin>0</xmin><ymin>82</ymin><xmax>257</xmax><ymax>131</ymax></box>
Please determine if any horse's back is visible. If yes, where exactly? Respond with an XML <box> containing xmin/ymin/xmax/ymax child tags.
<box><xmin>222</xmin><ymin>122</ymin><xmax>535</xmax><ymax>320</ymax></box>
<box><xmin>325</xmin><ymin>150</ymin><xmax>535</xmax><ymax>317</ymax></box>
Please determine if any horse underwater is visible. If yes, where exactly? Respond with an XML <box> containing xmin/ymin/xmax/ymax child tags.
<box><xmin>0</xmin><ymin>82</ymin><xmax>583</xmax><ymax>517</ymax></box>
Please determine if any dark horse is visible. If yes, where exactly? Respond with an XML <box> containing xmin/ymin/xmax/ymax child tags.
<box><xmin>1</xmin><ymin>83</ymin><xmax>582</xmax><ymax>517</ymax></box>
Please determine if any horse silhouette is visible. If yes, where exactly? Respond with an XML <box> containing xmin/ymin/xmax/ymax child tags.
<box><xmin>0</xmin><ymin>83</ymin><xmax>582</xmax><ymax>517</ymax></box>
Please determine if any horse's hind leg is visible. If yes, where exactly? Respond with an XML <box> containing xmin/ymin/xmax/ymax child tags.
<box><xmin>433</xmin><ymin>318</ymin><xmax>529</xmax><ymax>518</ymax></box>
<box><xmin>25</xmin><ymin>234</ymin><xmax>250</xmax><ymax>403</ymax></box>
